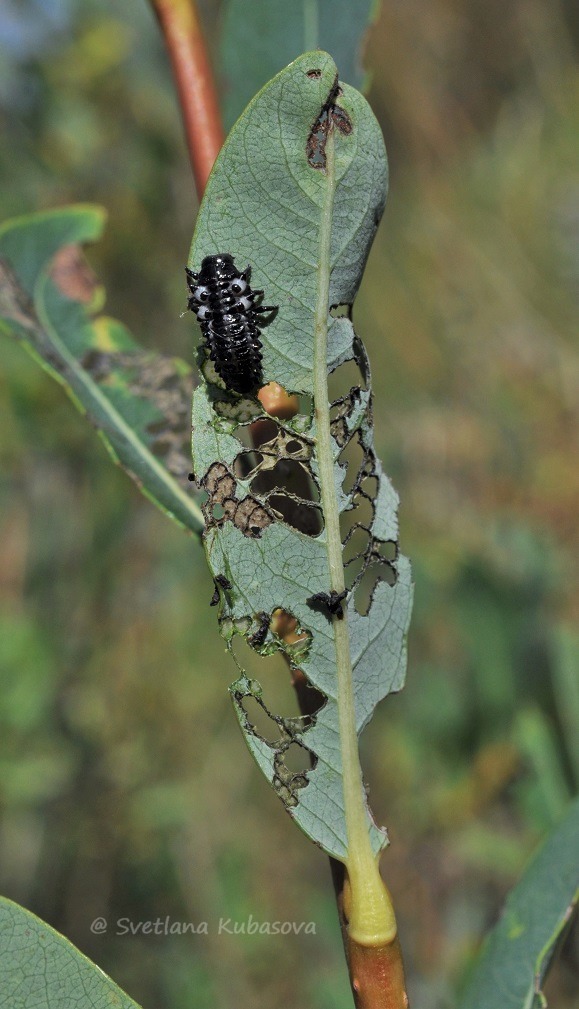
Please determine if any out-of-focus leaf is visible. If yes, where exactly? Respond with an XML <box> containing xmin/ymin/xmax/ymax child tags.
<box><xmin>219</xmin><ymin>0</ymin><xmax>378</xmax><ymax>130</ymax></box>
<box><xmin>514</xmin><ymin>708</ymin><xmax>571</xmax><ymax>830</ymax></box>
<box><xmin>459</xmin><ymin>796</ymin><xmax>579</xmax><ymax>1009</ymax></box>
<box><xmin>551</xmin><ymin>624</ymin><xmax>579</xmax><ymax>782</ymax></box>
<box><xmin>189</xmin><ymin>52</ymin><xmax>412</xmax><ymax>860</ymax></box>
<box><xmin>0</xmin><ymin>897</ymin><xmax>142</xmax><ymax>1009</ymax></box>
<box><xmin>0</xmin><ymin>206</ymin><xmax>203</xmax><ymax>536</ymax></box>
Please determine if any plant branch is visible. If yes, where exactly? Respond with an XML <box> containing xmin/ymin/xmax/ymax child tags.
<box><xmin>157</xmin><ymin>22</ymin><xmax>409</xmax><ymax>1002</ymax></box>
<box><xmin>150</xmin><ymin>0</ymin><xmax>224</xmax><ymax>200</ymax></box>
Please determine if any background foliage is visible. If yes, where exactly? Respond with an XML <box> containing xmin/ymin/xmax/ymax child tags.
<box><xmin>0</xmin><ymin>1</ymin><xmax>577</xmax><ymax>1007</ymax></box>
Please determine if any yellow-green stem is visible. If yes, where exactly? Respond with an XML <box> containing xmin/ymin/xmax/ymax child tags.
<box><xmin>312</xmin><ymin>128</ymin><xmax>396</xmax><ymax>947</ymax></box>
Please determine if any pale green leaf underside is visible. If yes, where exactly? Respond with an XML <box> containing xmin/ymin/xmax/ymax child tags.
<box><xmin>190</xmin><ymin>52</ymin><xmax>386</xmax><ymax>394</ymax></box>
<box><xmin>459</xmin><ymin>797</ymin><xmax>579</xmax><ymax>1009</ymax></box>
<box><xmin>190</xmin><ymin>53</ymin><xmax>413</xmax><ymax>860</ymax></box>
<box><xmin>220</xmin><ymin>0</ymin><xmax>378</xmax><ymax>130</ymax></box>
<box><xmin>0</xmin><ymin>207</ymin><xmax>203</xmax><ymax>537</ymax></box>
<box><xmin>0</xmin><ymin>897</ymin><xmax>141</xmax><ymax>1009</ymax></box>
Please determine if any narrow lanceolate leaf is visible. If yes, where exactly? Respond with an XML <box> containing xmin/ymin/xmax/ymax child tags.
<box><xmin>0</xmin><ymin>206</ymin><xmax>204</xmax><ymax>536</ymax></box>
<box><xmin>0</xmin><ymin>897</ymin><xmax>142</xmax><ymax>1009</ymax></box>
<box><xmin>459</xmin><ymin>797</ymin><xmax>579</xmax><ymax>1009</ymax></box>
<box><xmin>220</xmin><ymin>0</ymin><xmax>378</xmax><ymax>130</ymax></box>
<box><xmin>189</xmin><ymin>49</ymin><xmax>413</xmax><ymax>925</ymax></box>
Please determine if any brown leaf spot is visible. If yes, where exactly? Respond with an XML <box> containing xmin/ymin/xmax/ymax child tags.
<box><xmin>49</xmin><ymin>245</ymin><xmax>98</xmax><ymax>304</ymax></box>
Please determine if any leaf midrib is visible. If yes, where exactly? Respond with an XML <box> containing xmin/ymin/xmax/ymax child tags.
<box><xmin>312</xmin><ymin>124</ymin><xmax>396</xmax><ymax>946</ymax></box>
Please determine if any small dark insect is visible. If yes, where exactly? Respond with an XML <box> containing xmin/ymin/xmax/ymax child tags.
<box><xmin>210</xmin><ymin>573</ymin><xmax>232</xmax><ymax>607</ymax></box>
<box><xmin>248</xmin><ymin>610</ymin><xmax>270</xmax><ymax>649</ymax></box>
<box><xmin>306</xmin><ymin>589</ymin><xmax>348</xmax><ymax>620</ymax></box>
<box><xmin>186</xmin><ymin>254</ymin><xmax>277</xmax><ymax>395</ymax></box>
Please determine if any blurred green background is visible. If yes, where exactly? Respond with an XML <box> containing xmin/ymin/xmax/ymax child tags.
<box><xmin>0</xmin><ymin>1</ymin><xmax>578</xmax><ymax>1007</ymax></box>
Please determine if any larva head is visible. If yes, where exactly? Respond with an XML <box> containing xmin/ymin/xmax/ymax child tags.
<box><xmin>199</xmin><ymin>253</ymin><xmax>236</xmax><ymax>284</ymax></box>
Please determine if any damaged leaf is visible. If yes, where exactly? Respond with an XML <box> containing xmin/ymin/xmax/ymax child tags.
<box><xmin>189</xmin><ymin>51</ymin><xmax>413</xmax><ymax>868</ymax></box>
<box><xmin>0</xmin><ymin>206</ymin><xmax>204</xmax><ymax>536</ymax></box>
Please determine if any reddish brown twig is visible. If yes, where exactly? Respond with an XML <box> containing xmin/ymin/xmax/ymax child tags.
<box><xmin>150</xmin><ymin>0</ymin><xmax>224</xmax><ymax>200</ymax></box>
<box><xmin>331</xmin><ymin>861</ymin><xmax>409</xmax><ymax>1008</ymax></box>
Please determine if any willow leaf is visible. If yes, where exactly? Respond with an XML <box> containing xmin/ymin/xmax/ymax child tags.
<box><xmin>0</xmin><ymin>206</ymin><xmax>203</xmax><ymax>536</ymax></box>
<box><xmin>188</xmin><ymin>50</ymin><xmax>413</xmax><ymax>933</ymax></box>
<box><xmin>459</xmin><ymin>797</ymin><xmax>579</xmax><ymax>1009</ymax></box>
<box><xmin>220</xmin><ymin>0</ymin><xmax>378</xmax><ymax>130</ymax></box>
<box><xmin>0</xmin><ymin>897</ymin><xmax>142</xmax><ymax>1009</ymax></box>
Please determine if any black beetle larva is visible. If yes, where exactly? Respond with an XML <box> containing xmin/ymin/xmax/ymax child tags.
<box><xmin>186</xmin><ymin>254</ymin><xmax>277</xmax><ymax>395</ymax></box>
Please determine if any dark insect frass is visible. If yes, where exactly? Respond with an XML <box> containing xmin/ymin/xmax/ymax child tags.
<box><xmin>210</xmin><ymin>573</ymin><xmax>232</xmax><ymax>607</ymax></box>
<box><xmin>248</xmin><ymin>610</ymin><xmax>270</xmax><ymax>649</ymax></box>
<box><xmin>186</xmin><ymin>254</ymin><xmax>277</xmax><ymax>395</ymax></box>
<box><xmin>306</xmin><ymin>589</ymin><xmax>348</xmax><ymax>620</ymax></box>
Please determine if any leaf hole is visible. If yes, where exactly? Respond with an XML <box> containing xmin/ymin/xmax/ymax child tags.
<box><xmin>306</xmin><ymin>76</ymin><xmax>352</xmax><ymax>171</ymax></box>
<box><xmin>250</xmin><ymin>459</ymin><xmax>320</xmax><ymax>501</ymax></box>
<box><xmin>232</xmin><ymin>640</ymin><xmax>304</xmax><ymax>718</ymax></box>
<box><xmin>341</xmin><ymin>512</ymin><xmax>374</xmax><ymax>592</ymax></box>
<box><xmin>235</xmin><ymin>680</ymin><xmax>317</xmax><ymax>804</ymax></box>
<box><xmin>234</xmin><ymin>450</ymin><xmax>263</xmax><ymax>479</ymax></box>
<box><xmin>286</xmin><ymin>439</ymin><xmax>302</xmax><ymax>455</ymax></box>
<box><xmin>231</xmin><ymin>423</ymin><xmax>255</xmax><ymax>448</ymax></box>
<box><xmin>296</xmin><ymin>394</ymin><xmax>314</xmax><ymax>419</ymax></box>
<box><xmin>342</xmin><ymin>524</ymin><xmax>372</xmax><ymax>567</ymax></box>
<box><xmin>353</xmin><ymin>560</ymin><xmax>397</xmax><ymax>617</ymax></box>
<box><xmin>338</xmin><ymin>435</ymin><xmax>368</xmax><ymax>494</ymax></box>
<box><xmin>211</xmin><ymin>502</ymin><xmax>226</xmax><ymax>521</ymax></box>
<box><xmin>231</xmin><ymin>614</ymin><xmax>322</xmax><ymax>728</ymax></box>
<box><xmin>306</xmin><ymin>108</ymin><xmax>330</xmax><ymax>170</ymax></box>
<box><xmin>290</xmin><ymin>668</ymin><xmax>327</xmax><ymax>720</ymax></box>
<box><xmin>282</xmin><ymin>741</ymin><xmax>312</xmax><ymax>775</ymax></box>
<box><xmin>358</xmin><ymin>474</ymin><xmax>379</xmax><ymax>502</ymax></box>
<box><xmin>231</xmin><ymin>431</ymin><xmax>323</xmax><ymax>537</ymax></box>
<box><xmin>241</xmin><ymin>695</ymin><xmax>287</xmax><ymax>744</ymax></box>
<box><xmin>343</xmin><ymin>554</ymin><xmax>366</xmax><ymax>592</ymax></box>
<box><xmin>377</xmin><ymin>540</ymin><xmax>398</xmax><ymax>563</ymax></box>
<box><xmin>330</xmin><ymin>303</ymin><xmax>351</xmax><ymax>319</ymax></box>
<box><xmin>270</xmin><ymin>609</ymin><xmax>312</xmax><ymax>663</ymax></box>
<box><xmin>267</xmin><ymin>495</ymin><xmax>323</xmax><ymax>536</ymax></box>
<box><xmin>341</xmin><ymin>494</ymin><xmax>375</xmax><ymax>542</ymax></box>
<box><xmin>328</xmin><ymin>357</ymin><xmax>367</xmax><ymax>400</ymax></box>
